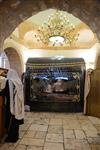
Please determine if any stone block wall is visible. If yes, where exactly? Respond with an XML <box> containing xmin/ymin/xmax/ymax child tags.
<box><xmin>0</xmin><ymin>0</ymin><xmax>100</xmax><ymax>51</ymax></box>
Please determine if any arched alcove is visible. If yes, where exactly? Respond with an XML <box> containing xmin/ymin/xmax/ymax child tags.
<box><xmin>3</xmin><ymin>9</ymin><xmax>99</xmax><ymax>71</ymax></box>
<box><xmin>4</xmin><ymin>47</ymin><xmax>23</xmax><ymax>77</ymax></box>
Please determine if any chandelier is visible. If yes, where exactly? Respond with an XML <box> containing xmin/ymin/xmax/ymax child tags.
<box><xmin>35</xmin><ymin>10</ymin><xmax>79</xmax><ymax>47</ymax></box>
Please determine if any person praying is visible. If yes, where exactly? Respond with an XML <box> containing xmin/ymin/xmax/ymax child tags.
<box><xmin>0</xmin><ymin>69</ymin><xmax>24</xmax><ymax>142</ymax></box>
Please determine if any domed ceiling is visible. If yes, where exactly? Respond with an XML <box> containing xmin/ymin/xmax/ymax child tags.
<box><xmin>8</xmin><ymin>9</ymin><xmax>97</xmax><ymax>50</ymax></box>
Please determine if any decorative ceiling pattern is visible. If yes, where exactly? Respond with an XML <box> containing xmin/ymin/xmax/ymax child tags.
<box><xmin>8</xmin><ymin>9</ymin><xmax>97</xmax><ymax>50</ymax></box>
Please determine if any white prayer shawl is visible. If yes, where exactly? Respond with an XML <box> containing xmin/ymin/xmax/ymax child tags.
<box><xmin>84</xmin><ymin>68</ymin><xmax>93</xmax><ymax>114</ymax></box>
<box><xmin>7</xmin><ymin>69</ymin><xmax>24</xmax><ymax>120</ymax></box>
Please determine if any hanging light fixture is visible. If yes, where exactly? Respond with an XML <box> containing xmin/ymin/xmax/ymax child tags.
<box><xmin>34</xmin><ymin>10</ymin><xmax>79</xmax><ymax>47</ymax></box>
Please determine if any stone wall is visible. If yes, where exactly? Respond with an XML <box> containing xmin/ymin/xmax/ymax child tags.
<box><xmin>0</xmin><ymin>0</ymin><xmax>100</xmax><ymax>51</ymax></box>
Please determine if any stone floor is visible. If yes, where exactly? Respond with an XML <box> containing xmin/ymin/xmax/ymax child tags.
<box><xmin>0</xmin><ymin>112</ymin><xmax>100</xmax><ymax>150</ymax></box>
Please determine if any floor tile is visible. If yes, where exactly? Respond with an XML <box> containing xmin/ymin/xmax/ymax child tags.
<box><xmin>19</xmin><ymin>123</ymin><xmax>31</xmax><ymax>131</ymax></box>
<box><xmin>94</xmin><ymin>125</ymin><xmax>100</xmax><ymax>132</ymax></box>
<box><xmin>48</xmin><ymin>125</ymin><xmax>63</xmax><ymax>134</ymax></box>
<box><xmin>63</xmin><ymin>119</ymin><xmax>81</xmax><ymax>130</ymax></box>
<box><xmin>19</xmin><ymin>138</ymin><xmax>44</xmax><ymax>146</ymax></box>
<box><xmin>32</xmin><ymin>118</ymin><xmax>49</xmax><ymax>125</ymax></box>
<box><xmin>1</xmin><ymin>112</ymin><xmax>100</xmax><ymax>150</ymax></box>
<box><xmin>29</xmin><ymin>124</ymin><xmax>48</xmax><ymax>132</ymax></box>
<box><xmin>44</xmin><ymin>142</ymin><xmax>64</xmax><ymax>150</ymax></box>
<box><xmin>23</xmin><ymin>131</ymin><xmax>36</xmax><ymax>138</ymax></box>
<box><xmin>88</xmin><ymin>116</ymin><xmax>100</xmax><ymax>125</ymax></box>
<box><xmin>19</xmin><ymin>130</ymin><xmax>26</xmax><ymax>139</ymax></box>
<box><xmin>24</xmin><ymin>118</ymin><xmax>33</xmax><ymax>124</ymax></box>
<box><xmin>75</xmin><ymin>129</ymin><xmax>86</xmax><ymax>139</ymax></box>
<box><xmin>26</xmin><ymin>145</ymin><xmax>43</xmax><ymax>150</ymax></box>
<box><xmin>35</xmin><ymin>131</ymin><xmax>46</xmax><ymax>139</ymax></box>
<box><xmin>1</xmin><ymin>144</ymin><xmax>19</xmax><ymax>150</ymax></box>
<box><xmin>46</xmin><ymin>133</ymin><xmax>63</xmax><ymax>143</ymax></box>
<box><xmin>15</xmin><ymin>144</ymin><xmax>27</xmax><ymax>150</ymax></box>
<box><xmin>77</xmin><ymin>115</ymin><xmax>90</xmax><ymax>120</ymax></box>
<box><xmin>87</xmin><ymin>137</ymin><xmax>100</xmax><ymax>144</ymax></box>
<box><xmin>84</xmin><ymin>129</ymin><xmax>99</xmax><ymax>138</ymax></box>
<box><xmin>64</xmin><ymin>129</ymin><xmax>75</xmax><ymax>139</ymax></box>
<box><xmin>64</xmin><ymin>139</ymin><xmax>91</xmax><ymax>150</ymax></box>
<box><xmin>49</xmin><ymin>119</ymin><xmax>62</xmax><ymax>125</ymax></box>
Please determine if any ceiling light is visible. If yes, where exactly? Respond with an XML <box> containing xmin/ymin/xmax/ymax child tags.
<box><xmin>35</xmin><ymin>10</ymin><xmax>79</xmax><ymax>47</ymax></box>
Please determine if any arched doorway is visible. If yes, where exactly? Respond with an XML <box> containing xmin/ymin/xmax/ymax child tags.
<box><xmin>2</xmin><ymin>9</ymin><xmax>100</xmax><ymax>117</ymax></box>
<box><xmin>4</xmin><ymin>47</ymin><xmax>23</xmax><ymax>77</ymax></box>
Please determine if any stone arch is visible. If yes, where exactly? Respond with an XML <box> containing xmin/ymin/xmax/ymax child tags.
<box><xmin>0</xmin><ymin>1</ymin><xmax>100</xmax><ymax>51</ymax></box>
<box><xmin>4</xmin><ymin>9</ymin><xmax>99</xmax><ymax>72</ymax></box>
<box><xmin>4</xmin><ymin>47</ymin><xmax>23</xmax><ymax>77</ymax></box>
